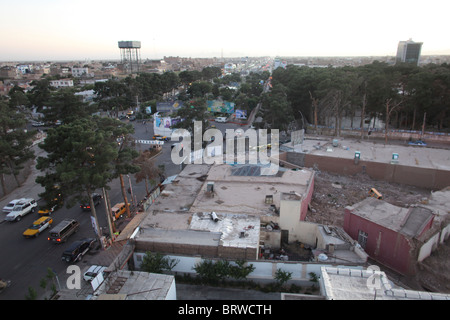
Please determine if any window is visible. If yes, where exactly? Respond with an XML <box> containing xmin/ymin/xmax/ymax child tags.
<box><xmin>358</xmin><ymin>230</ymin><xmax>368</xmax><ymax>249</ymax></box>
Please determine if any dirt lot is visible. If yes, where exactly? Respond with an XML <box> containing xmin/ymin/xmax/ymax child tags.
<box><xmin>306</xmin><ymin>170</ymin><xmax>431</xmax><ymax>226</ymax></box>
<box><xmin>306</xmin><ymin>169</ymin><xmax>450</xmax><ymax>294</ymax></box>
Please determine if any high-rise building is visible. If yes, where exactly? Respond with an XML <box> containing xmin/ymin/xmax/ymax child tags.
<box><xmin>396</xmin><ymin>39</ymin><xmax>423</xmax><ymax>65</ymax></box>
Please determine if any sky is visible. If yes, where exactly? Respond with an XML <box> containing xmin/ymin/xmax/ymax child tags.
<box><xmin>1</xmin><ymin>0</ymin><xmax>449</xmax><ymax>61</ymax></box>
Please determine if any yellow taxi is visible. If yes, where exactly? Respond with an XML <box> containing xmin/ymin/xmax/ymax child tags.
<box><xmin>23</xmin><ymin>216</ymin><xmax>53</xmax><ymax>238</ymax></box>
<box><xmin>111</xmin><ymin>202</ymin><xmax>129</xmax><ymax>220</ymax></box>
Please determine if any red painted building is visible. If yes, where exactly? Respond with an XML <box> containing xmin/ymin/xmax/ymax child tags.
<box><xmin>343</xmin><ymin>198</ymin><xmax>435</xmax><ymax>276</ymax></box>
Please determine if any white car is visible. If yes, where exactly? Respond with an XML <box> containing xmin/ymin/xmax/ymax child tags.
<box><xmin>215</xmin><ymin>117</ymin><xmax>227</xmax><ymax>123</ymax></box>
<box><xmin>83</xmin><ymin>265</ymin><xmax>107</xmax><ymax>282</ymax></box>
<box><xmin>2</xmin><ymin>198</ymin><xmax>25</xmax><ymax>214</ymax></box>
<box><xmin>31</xmin><ymin>120</ymin><xmax>45</xmax><ymax>127</ymax></box>
<box><xmin>5</xmin><ymin>198</ymin><xmax>37</xmax><ymax>222</ymax></box>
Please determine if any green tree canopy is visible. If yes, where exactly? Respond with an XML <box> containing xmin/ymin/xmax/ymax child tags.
<box><xmin>35</xmin><ymin>117</ymin><xmax>138</xmax><ymax>208</ymax></box>
<box><xmin>0</xmin><ymin>101</ymin><xmax>35</xmax><ymax>194</ymax></box>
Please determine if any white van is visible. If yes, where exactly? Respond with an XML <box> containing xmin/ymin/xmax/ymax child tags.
<box><xmin>215</xmin><ymin>117</ymin><xmax>227</xmax><ymax>123</ymax></box>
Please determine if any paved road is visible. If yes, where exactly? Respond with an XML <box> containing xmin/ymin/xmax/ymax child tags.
<box><xmin>0</xmin><ymin>117</ymin><xmax>256</xmax><ymax>300</ymax></box>
<box><xmin>0</xmin><ymin>119</ymin><xmax>180</xmax><ymax>300</ymax></box>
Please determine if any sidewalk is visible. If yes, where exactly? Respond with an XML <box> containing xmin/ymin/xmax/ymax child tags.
<box><xmin>0</xmin><ymin>143</ymin><xmax>46</xmax><ymax>209</ymax></box>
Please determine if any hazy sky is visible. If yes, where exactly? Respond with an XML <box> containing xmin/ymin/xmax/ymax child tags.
<box><xmin>1</xmin><ymin>0</ymin><xmax>449</xmax><ymax>61</ymax></box>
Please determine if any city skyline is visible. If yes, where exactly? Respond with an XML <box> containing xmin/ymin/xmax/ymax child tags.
<box><xmin>1</xmin><ymin>0</ymin><xmax>449</xmax><ymax>62</ymax></box>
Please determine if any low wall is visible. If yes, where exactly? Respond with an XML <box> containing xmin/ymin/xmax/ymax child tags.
<box><xmin>132</xmin><ymin>253</ymin><xmax>364</xmax><ymax>283</ymax></box>
<box><xmin>307</xmin><ymin>127</ymin><xmax>450</xmax><ymax>144</ymax></box>
<box><xmin>290</xmin><ymin>153</ymin><xmax>450</xmax><ymax>190</ymax></box>
<box><xmin>134</xmin><ymin>240</ymin><xmax>257</xmax><ymax>261</ymax></box>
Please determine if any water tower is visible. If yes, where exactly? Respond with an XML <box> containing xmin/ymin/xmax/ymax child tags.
<box><xmin>118</xmin><ymin>40</ymin><xmax>141</xmax><ymax>74</ymax></box>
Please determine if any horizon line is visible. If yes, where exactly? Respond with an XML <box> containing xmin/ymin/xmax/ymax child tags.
<box><xmin>2</xmin><ymin>53</ymin><xmax>450</xmax><ymax>64</ymax></box>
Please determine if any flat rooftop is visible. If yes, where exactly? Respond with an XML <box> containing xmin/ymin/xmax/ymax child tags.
<box><xmin>321</xmin><ymin>266</ymin><xmax>450</xmax><ymax>300</ymax></box>
<box><xmin>346</xmin><ymin>197</ymin><xmax>410</xmax><ymax>232</ymax></box>
<box><xmin>94</xmin><ymin>270</ymin><xmax>174</xmax><ymax>300</ymax></box>
<box><xmin>150</xmin><ymin>164</ymin><xmax>210</xmax><ymax>213</ymax></box>
<box><xmin>134</xmin><ymin>163</ymin><xmax>313</xmax><ymax>253</ymax></box>
<box><xmin>190</xmin><ymin>164</ymin><xmax>314</xmax><ymax>215</ymax></box>
<box><xmin>295</xmin><ymin>137</ymin><xmax>450</xmax><ymax>170</ymax></box>
<box><xmin>346</xmin><ymin>197</ymin><xmax>434</xmax><ymax>237</ymax></box>
<box><xmin>189</xmin><ymin>212</ymin><xmax>260</xmax><ymax>249</ymax></box>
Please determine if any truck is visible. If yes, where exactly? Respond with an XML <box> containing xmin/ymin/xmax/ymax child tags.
<box><xmin>4</xmin><ymin>198</ymin><xmax>37</xmax><ymax>222</ymax></box>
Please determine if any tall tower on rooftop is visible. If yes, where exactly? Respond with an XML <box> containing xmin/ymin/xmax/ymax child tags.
<box><xmin>118</xmin><ymin>41</ymin><xmax>141</xmax><ymax>74</ymax></box>
<box><xmin>396</xmin><ymin>39</ymin><xmax>423</xmax><ymax>66</ymax></box>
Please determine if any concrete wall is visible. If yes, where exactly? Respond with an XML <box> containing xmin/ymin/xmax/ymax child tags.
<box><xmin>278</xmin><ymin>173</ymin><xmax>315</xmax><ymax>243</ymax></box>
<box><xmin>291</xmin><ymin>152</ymin><xmax>450</xmax><ymax>190</ymax></box>
<box><xmin>280</xmin><ymin>199</ymin><xmax>302</xmax><ymax>242</ymax></box>
<box><xmin>418</xmin><ymin>223</ymin><xmax>450</xmax><ymax>262</ymax></box>
<box><xmin>440</xmin><ymin>224</ymin><xmax>450</xmax><ymax>244</ymax></box>
<box><xmin>135</xmin><ymin>240</ymin><xmax>219</xmax><ymax>257</ymax></box>
<box><xmin>417</xmin><ymin>232</ymin><xmax>440</xmax><ymax>263</ymax></box>
<box><xmin>134</xmin><ymin>240</ymin><xmax>257</xmax><ymax>261</ymax></box>
<box><xmin>301</xmin><ymin>173</ymin><xmax>315</xmax><ymax>221</ymax></box>
<box><xmin>132</xmin><ymin>253</ymin><xmax>364</xmax><ymax>283</ymax></box>
<box><xmin>166</xmin><ymin>278</ymin><xmax>177</xmax><ymax>300</ymax></box>
<box><xmin>260</xmin><ymin>229</ymin><xmax>282</xmax><ymax>250</ymax></box>
<box><xmin>307</xmin><ymin>127</ymin><xmax>450</xmax><ymax>144</ymax></box>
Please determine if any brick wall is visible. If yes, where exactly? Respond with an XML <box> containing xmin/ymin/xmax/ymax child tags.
<box><xmin>135</xmin><ymin>240</ymin><xmax>257</xmax><ymax>260</ymax></box>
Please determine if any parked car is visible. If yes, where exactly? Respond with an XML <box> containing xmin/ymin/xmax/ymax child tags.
<box><xmin>215</xmin><ymin>117</ymin><xmax>227</xmax><ymax>123</ymax></box>
<box><xmin>5</xmin><ymin>198</ymin><xmax>37</xmax><ymax>222</ymax></box>
<box><xmin>83</xmin><ymin>265</ymin><xmax>107</xmax><ymax>282</ymax></box>
<box><xmin>408</xmin><ymin>140</ymin><xmax>427</xmax><ymax>146</ymax></box>
<box><xmin>61</xmin><ymin>238</ymin><xmax>96</xmax><ymax>263</ymax></box>
<box><xmin>38</xmin><ymin>204</ymin><xmax>58</xmax><ymax>216</ymax></box>
<box><xmin>23</xmin><ymin>216</ymin><xmax>53</xmax><ymax>238</ymax></box>
<box><xmin>80</xmin><ymin>193</ymin><xmax>102</xmax><ymax>211</ymax></box>
<box><xmin>2</xmin><ymin>198</ymin><xmax>25</xmax><ymax>214</ymax></box>
<box><xmin>31</xmin><ymin>120</ymin><xmax>45</xmax><ymax>127</ymax></box>
<box><xmin>152</xmin><ymin>134</ymin><xmax>170</xmax><ymax>141</ymax></box>
<box><xmin>111</xmin><ymin>202</ymin><xmax>129</xmax><ymax>220</ymax></box>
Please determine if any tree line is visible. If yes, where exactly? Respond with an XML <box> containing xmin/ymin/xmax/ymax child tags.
<box><xmin>0</xmin><ymin>65</ymin><xmax>269</xmax><ymax>239</ymax></box>
<box><xmin>259</xmin><ymin>62</ymin><xmax>450</xmax><ymax>136</ymax></box>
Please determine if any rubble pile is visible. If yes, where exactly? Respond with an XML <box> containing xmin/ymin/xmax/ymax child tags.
<box><xmin>308</xmin><ymin>170</ymin><xmax>431</xmax><ymax>227</ymax></box>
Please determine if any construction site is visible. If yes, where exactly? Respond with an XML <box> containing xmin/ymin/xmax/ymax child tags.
<box><xmin>280</xmin><ymin>135</ymin><xmax>450</xmax><ymax>294</ymax></box>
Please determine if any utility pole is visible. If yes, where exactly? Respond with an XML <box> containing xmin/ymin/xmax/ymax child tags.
<box><xmin>102</xmin><ymin>187</ymin><xmax>115</xmax><ymax>241</ymax></box>
<box><xmin>421</xmin><ymin>112</ymin><xmax>426</xmax><ymax>138</ymax></box>
<box><xmin>120</xmin><ymin>174</ymin><xmax>132</xmax><ymax>218</ymax></box>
